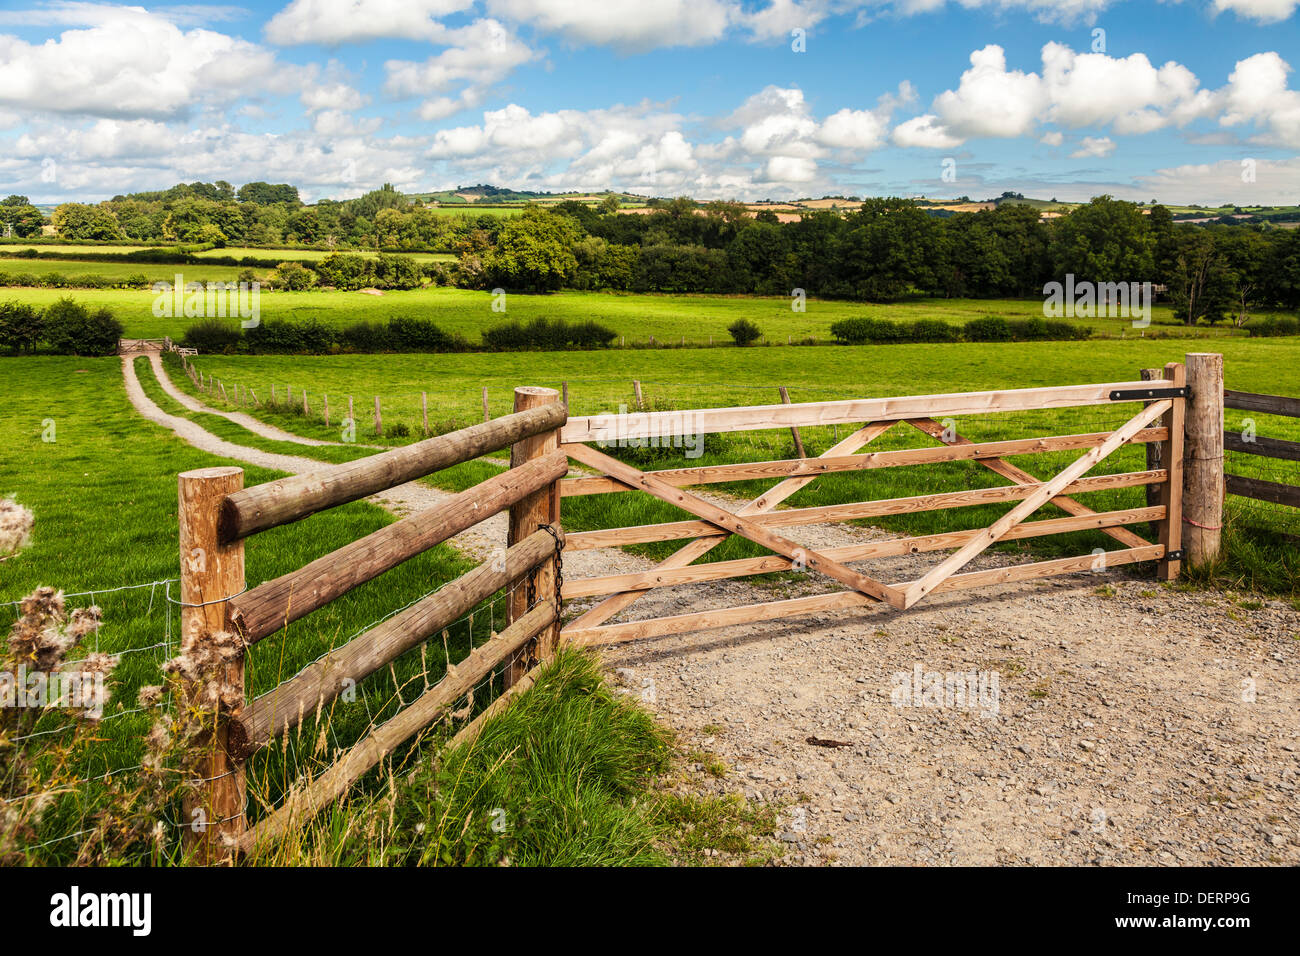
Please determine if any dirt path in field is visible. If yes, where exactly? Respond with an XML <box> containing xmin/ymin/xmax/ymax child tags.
<box><xmin>128</xmin><ymin>355</ymin><xmax>1300</xmax><ymax>867</ymax></box>
<box><xmin>120</xmin><ymin>353</ymin><xmax>504</xmax><ymax>557</ymax></box>
<box><xmin>144</xmin><ymin>352</ymin><xmax>380</xmax><ymax>448</ymax></box>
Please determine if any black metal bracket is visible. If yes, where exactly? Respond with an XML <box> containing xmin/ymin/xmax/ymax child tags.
<box><xmin>1164</xmin><ymin>549</ymin><xmax>1186</xmax><ymax>561</ymax></box>
<box><xmin>1109</xmin><ymin>387</ymin><xmax>1188</xmax><ymax>401</ymax></box>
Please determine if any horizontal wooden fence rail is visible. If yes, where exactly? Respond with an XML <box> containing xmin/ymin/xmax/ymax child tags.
<box><xmin>1223</xmin><ymin>433</ymin><xmax>1300</xmax><ymax>462</ymax></box>
<box><xmin>560</xmin><ymin>379</ymin><xmax>1168</xmax><ymax>444</ymax></box>
<box><xmin>1225</xmin><ymin>474</ymin><xmax>1300</xmax><ymax>508</ymax></box>
<box><xmin>228</xmin><ymin>451</ymin><xmax>568</xmax><ymax>644</ymax></box>
<box><xmin>1223</xmin><ymin>386</ymin><xmax>1300</xmax><ymax>511</ymax></box>
<box><xmin>558</xmin><ymin>368</ymin><xmax>1186</xmax><ymax>645</ymax></box>
<box><xmin>219</xmin><ymin>402</ymin><xmax>567</xmax><ymax>541</ymax></box>
<box><xmin>1225</xmin><ymin>389</ymin><xmax>1300</xmax><ymax>419</ymax></box>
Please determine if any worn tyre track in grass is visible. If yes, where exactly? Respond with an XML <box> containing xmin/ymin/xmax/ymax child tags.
<box><xmin>146</xmin><ymin>351</ymin><xmax>379</xmax><ymax>448</ymax></box>
<box><xmin>121</xmin><ymin>352</ymin><xmax>506</xmax><ymax>560</ymax></box>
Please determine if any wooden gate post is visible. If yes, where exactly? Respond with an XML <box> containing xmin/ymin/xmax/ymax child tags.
<box><xmin>178</xmin><ymin>466</ymin><xmax>246</xmax><ymax>864</ymax></box>
<box><xmin>1156</xmin><ymin>362</ymin><xmax>1186</xmax><ymax>581</ymax></box>
<box><xmin>505</xmin><ymin>386</ymin><xmax>563</xmax><ymax>687</ymax></box>
<box><xmin>1184</xmin><ymin>352</ymin><xmax>1224</xmax><ymax>567</ymax></box>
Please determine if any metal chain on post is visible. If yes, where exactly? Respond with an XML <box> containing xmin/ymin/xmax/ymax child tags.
<box><xmin>539</xmin><ymin>522</ymin><xmax>564</xmax><ymax>613</ymax></box>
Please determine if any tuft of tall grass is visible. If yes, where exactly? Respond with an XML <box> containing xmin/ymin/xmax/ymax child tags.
<box><xmin>386</xmin><ymin>649</ymin><xmax>674</xmax><ymax>867</ymax></box>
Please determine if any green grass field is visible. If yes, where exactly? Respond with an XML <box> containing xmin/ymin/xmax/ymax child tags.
<box><xmin>0</xmin><ymin>256</ymin><xmax>250</xmax><ymax>285</ymax></box>
<box><xmin>0</xmin><ymin>283</ymin><xmax>1263</xmax><ymax>343</ymax></box>
<box><xmin>189</xmin><ymin>247</ymin><xmax>455</xmax><ymax>263</ymax></box>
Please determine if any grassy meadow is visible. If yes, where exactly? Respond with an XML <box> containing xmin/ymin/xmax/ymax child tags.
<box><xmin>0</xmin><ymin>283</ymin><xmax>1262</xmax><ymax>343</ymax></box>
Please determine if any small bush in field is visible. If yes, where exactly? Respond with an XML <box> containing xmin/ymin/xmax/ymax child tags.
<box><xmin>42</xmin><ymin>298</ymin><xmax>123</xmax><ymax>356</ymax></box>
<box><xmin>727</xmin><ymin>318</ymin><xmax>761</xmax><ymax>346</ymax></box>
<box><xmin>181</xmin><ymin>319</ymin><xmax>242</xmax><ymax>353</ymax></box>
<box><xmin>963</xmin><ymin>316</ymin><xmax>1012</xmax><ymax>342</ymax></box>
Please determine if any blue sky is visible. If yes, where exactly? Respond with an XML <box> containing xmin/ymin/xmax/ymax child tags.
<box><xmin>0</xmin><ymin>0</ymin><xmax>1298</xmax><ymax>204</ymax></box>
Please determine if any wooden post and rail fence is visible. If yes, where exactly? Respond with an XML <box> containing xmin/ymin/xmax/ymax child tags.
<box><xmin>172</xmin><ymin>350</ymin><xmax>1296</xmax><ymax>861</ymax></box>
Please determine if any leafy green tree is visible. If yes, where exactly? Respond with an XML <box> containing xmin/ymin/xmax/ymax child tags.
<box><xmin>236</xmin><ymin>182</ymin><xmax>300</xmax><ymax>205</ymax></box>
<box><xmin>1166</xmin><ymin>231</ymin><xmax>1232</xmax><ymax>326</ymax></box>
<box><xmin>0</xmin><ymin>301</ymin><xmax>44</xmax><ymax>352</ymax></box>
<box><xmin>486</xmin><ymin>208</ymin><xmax>581</xmax><ymax>291</ymax></box>
<box><xmin>840</xmin><ymin>199</ymin><xmax>942</xmax><ymax>299</ymax></box>
<box><xmin>272</xmin><ymin>261</ymin><xmax>316</xmax><ymax>291</ymax></box>
<box><xmin>0</xmin><ymin>196</ymin><xmax>46</xmax><ymax>238</ymax></box>
<box><xmin>51</xmin><ymin>203</ymin><xmax>123</xmax><ymax>240</ymax></box>
<box><xmin>1051</xmin><ymin>195</ymin><xmax>1154</xmax><ymax>283</ymax></box>
<box><xmin>727</xmin><ymin>318</ymin><xmax>761</xmax><ymax>346</ymax></box>
<box><xmin>42</xmin><ymin>298</ymin><xmax>123</xmax><ymax>355</ymax></box>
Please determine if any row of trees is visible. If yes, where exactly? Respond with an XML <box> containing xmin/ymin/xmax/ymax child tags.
<box><xmin>460</xmin><ymin>198</ymin><xmax>1300</xmax><ymax>323</ymax></box>
<box><xmin>45</xmin><ymin>183</ymin><xmax>503</xmax><ymax>249</ymax></box>
<box><xmin>15</xmin><ymin>180</ymin><xmax>1300</xmax><ymax>323</ymax></box>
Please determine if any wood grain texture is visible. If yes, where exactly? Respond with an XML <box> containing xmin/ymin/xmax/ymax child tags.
<box><xmin>229</xmin><ymin>450</ymin><xmax>568</xmax><ymax>644</ymax></box>
<box><xmin>178</xmin><ymin>466</ymin><xmax>246</xmax><ymax>864</ymax></box>
<box><xmin>219</xmin><ymin>402</ymin><xmax>567</xmax><ymax>541</ymax></box>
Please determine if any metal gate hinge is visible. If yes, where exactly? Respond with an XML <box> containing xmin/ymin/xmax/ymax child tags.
<box><xmin>1165</xmin><ymin>549</ymin><xmax>1186</xmax><ymax>561</ymax></box>
<box><xmin>1109</xmin><ymin>387</ymin><xmax>1188</xmax><ymax>401</ymax></box>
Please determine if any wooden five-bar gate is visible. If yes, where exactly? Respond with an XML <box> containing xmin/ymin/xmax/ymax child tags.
<box><xmin>177</xmin><ymin>368</ymin><xmax>1191</xmax><ymax>861</ymax></box>
<box><xmin>557</xmin><ymin>365</ymin><xmax>1186</xmax><ymax>646</ymax></box>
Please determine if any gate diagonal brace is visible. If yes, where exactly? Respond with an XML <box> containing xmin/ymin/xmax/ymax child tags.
<box><xmin>564</xmin><ymin>441</ymin><xmax>908</xmax><ymax>609</ymax></box>
<box><xmin>894</xmin><ymin>399</ymin><xmax>1173</xmax><ymax>610</ymax></box>
<box><xmin>905</xmin><ymin>418</ymin><xmax>1154</xmax><ymax>551</ymax></box>
<box><xmin>562</xmin><ymin>420</ymin><xmax>901</xmax><ymax>630</ymax></box>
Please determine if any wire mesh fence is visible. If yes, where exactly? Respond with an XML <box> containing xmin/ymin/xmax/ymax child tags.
<box><xmin>1</xmin><ymin>570</ymin><xmax>535</xmax><ymax>863</ymax></box>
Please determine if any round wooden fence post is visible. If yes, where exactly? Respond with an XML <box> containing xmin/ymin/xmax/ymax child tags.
<box><xmin>178</xmin><ymin>466</ymin><xmax>246</xmax><ymax>864</ymax></box>
<box><xmin>1184</xmin><ymin>352</ymin><xmax>1224</xmax><ymax>567</ymax></box>
<box><xmin>505</xmin><ymin>386</ymin><xmax>563</xmax><ymax>687</ymax></box>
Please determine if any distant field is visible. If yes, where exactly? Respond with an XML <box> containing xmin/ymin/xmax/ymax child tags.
<box><xmin>0</xmin><ymin>285</ymin><xmax>1255</xmax><ymax>343</ymax></box>
<box><xmin>0</xmin><ymin>243</ymin><xmax>157</xmax><ymax>255</ymax></box>
<box><xmin>180</xmin><ymin>337</ymin><xmax>1298</xmax><ymax>429</ymax></box>
<box><xmin>190</xmin><ymin>247</ymin><xmax>455</xmax><ymax>263</ymax></box>
<box><xmin>0</xmin><ymin>256</ymin><xmax>247</xmax><ymax>284</ymax></box>
<box><xmin>0</xmin><ymin>243</ymin><xmax>455</xmax><ymax>264</ymax></box>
